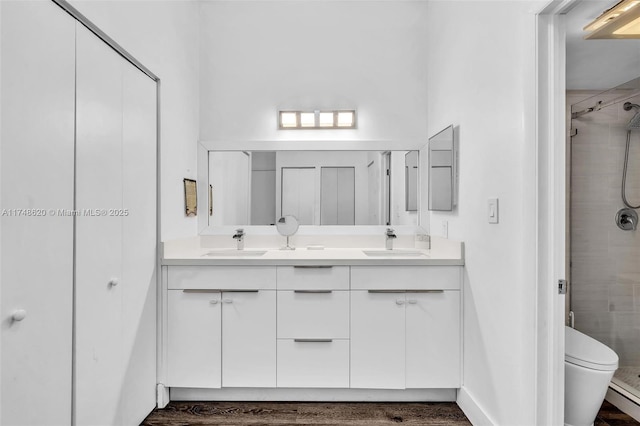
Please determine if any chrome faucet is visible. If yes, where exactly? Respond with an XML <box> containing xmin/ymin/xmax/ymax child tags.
<box><xmin>385</xmin><ymin>228</ymin><xmax>397</xmax><ymax>250</ymax></box>
<box><xmin>232</xmin><ymin>228</ymin><xmax>245</xmax><ymax>250</ymax></box>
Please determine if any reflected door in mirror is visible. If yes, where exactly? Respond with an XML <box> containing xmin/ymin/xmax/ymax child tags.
<box><xmin>321</xmin><ymin>167</ymin><xmax>355</xmax><ymax>225</ymax></box>
<box><xmin>281</xmin><ymin>167</ymin><xmax>315</xmax><ymax>225</ymax></box>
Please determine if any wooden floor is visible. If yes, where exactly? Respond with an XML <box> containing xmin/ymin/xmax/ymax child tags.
<box><xmin>141</xmin><ymin>402</ymin><xmax>471</xmax><ymax>425</ymax></box>
<box><xmin>141</xmin><ymin>400</ymin><xmax>640</xmax><ymax>425</ymax></box>
<box><xmin>596</xmin><ymin>401</ymin><xmax>640</xmax><ymax>426</ymax></box>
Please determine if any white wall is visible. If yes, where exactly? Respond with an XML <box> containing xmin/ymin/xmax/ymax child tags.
<box><xmin>70</xmin><ymin>0</ymin><xmax>200</xmax><ymax>241</ymax></box>
<box><xmin>426</xmin><ymin>1</ymin><xmax>539</xmax><ymax>424</ymax></box>
<box><xmin>199</xmin><ymin>0</ymin><xmax>428</xmax><ymax>144</ymax></box>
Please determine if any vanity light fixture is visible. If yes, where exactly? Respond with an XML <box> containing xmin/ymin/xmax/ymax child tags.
<box><xmin>278</xmin><ymin>110</ymin><xmax>357</xmax><ymax>129</ymax></box>
<box><xmin>584</xmin><ymin>0</ymin><xmax>640</xmax><ymax>39</ymax></box>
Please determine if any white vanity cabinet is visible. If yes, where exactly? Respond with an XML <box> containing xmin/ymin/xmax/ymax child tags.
<box><xmin>166</xmin><ymin>266</ymin><xmax>277</xmax><ymax>388</ymax></box>
<box><xmin>350</xmin><ymin>266</ymin><xmax>461</xmax><ymax>389</ymax></box>
<box><xmin>276</xmin><ymin>266</ymin><xmax>350</xmax><ymax>388</ymax></box>
<box><xmin>162</xmin><ymin>261</ymin><xmax>463</xmax><ymax>397</ymax></box>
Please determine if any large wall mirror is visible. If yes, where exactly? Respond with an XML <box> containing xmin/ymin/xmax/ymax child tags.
<box><xmin>206</xmin><ymin>150</ymin><xmax>419</xmax><ymax>227</ymax></box>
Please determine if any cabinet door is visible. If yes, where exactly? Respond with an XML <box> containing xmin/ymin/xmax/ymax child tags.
<box><xmin>406</xmin><ymin>291</ymin><xmax>461</xmax><ymax>388</ymax></box>
<box><xmin>75</xmin><ymin>23</ymin><xmax>124</xmax><ymax>426</ymax></box>
<box><xmin>222</xmin><ymin>291</ymin><xmax>276</xmax><ymax>387</ymax></box>
<box><xmin>0</xmin><ymin>2</ymin><xmax>75</xmax><ymax>424</ymax></box>
<box><xmin>167</xmin><ymin>290</ymin><xmax>222</xmax><ymax>388</ymax></box>
<box><xmin>350</xmin><ymin>291</ymin><xmax>405</xmax><ymax>389</ymax></box>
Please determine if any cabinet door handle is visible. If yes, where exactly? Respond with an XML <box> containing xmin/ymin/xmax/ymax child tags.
<box><xmin>294</xmin><ymin>339</ymin><xmax>333</xmax><ymax>343</ymax></box>
<box><xmin>220</xmin><ymin>290</ymin><xmax>259</xmax><ymax>293</ymax></box>
<box><xmin>182</xmin><ymin>289</ymin><xmax>221</xmax><ymax>293</ymax></box>
<box><xmin>210</xmin><ymin>300</ymin><xmax>219</xmax><ymax>305</ymax></box>
<box><xmin>407</xmin><ymin>299</ymin><xmax>418</xmax><ymax>304</ymax></box>
<box><xmin>368</xmin><ymin>290</ymin><xmax>405</xmax><ymax>294</ymax></box>
<box><xmin>294</xmin><ymin>290</ymin><xmax>333</xmax><ymax>294</ymax></box>
<box><xmin>223</xmin><ymin>299</ymin><xmax>233</xmax><ymax>304</ymax></box>
<box><xmin>293</xmin><ymin>266</ymin><xmax>333</xmax><ymax>269</ymax></box>
<box><xmin>108</xmin><ymin>277</ymin><xmax>119</xmax><ymax>287</ymax></box>
<box><xmin>395</xmin><ymin>299</ymin><xmax>405</xmax><ymax>305</ymax></box>
<box><xmin>406</xmin><ymin>290</ymin><xmax>445</xmax><ymax>293</ymax></box>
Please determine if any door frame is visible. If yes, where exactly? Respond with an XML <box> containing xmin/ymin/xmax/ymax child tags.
<box><xmin>535</xmin><ymin>1</ymin><xmax>576</xmax><ymax>423</ymax></box>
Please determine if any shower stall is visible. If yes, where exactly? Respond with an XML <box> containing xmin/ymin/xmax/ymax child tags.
<box><xmin>569</xmin><ymin>77</ymin><xmax>640</xmax><ymax>403</ymax></box>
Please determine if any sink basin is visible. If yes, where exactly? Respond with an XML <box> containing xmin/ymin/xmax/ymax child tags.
<box><xmin>362</xmin><ymin>249</ymin><xmax>427</xmax><ymax>257</ymax></box>
<box><xmin>203</xmin><ymin>250</ymin><xmax>267</xmax><ymax>257</ymax></box>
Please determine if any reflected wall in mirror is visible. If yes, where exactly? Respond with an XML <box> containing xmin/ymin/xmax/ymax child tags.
<box><xmin>207</xmin><ymin>150</ymin><xmax>419</xmax><ymax>226</ymax></box>
<box><xmin>405</xmin><ymin>150</ymin><xmax>418</xmax><ymax>211</ymax></box>
<box><xmin>428</xmin><ymin>125</ymin><xmax>457</xmax><ymax>211</ymax></box>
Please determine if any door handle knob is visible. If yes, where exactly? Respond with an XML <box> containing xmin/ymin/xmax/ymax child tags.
<box><xmin>11</xmin><ymin>309</ymin><xmax>27</xmax><ymax>322</ymax></box>
<box><xmin>108</xmin><ymin>277</ymin><xmax>119</xmax><ymax>287</ymax></box>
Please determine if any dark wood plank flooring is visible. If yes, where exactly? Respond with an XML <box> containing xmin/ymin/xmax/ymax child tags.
<box><xmin>596</xmin><ymin>401</ymin><xmax>640</xmax><ymax>426</ymax></box>
<box><xmin>141</xmin><ymin>400</ymin><xmax>640</xmax><ymax>425</ymax></box>
<box><xmin>141</xmin><ymin>402</ymin><xmax>471</xmax><ymax>425</ymax></box>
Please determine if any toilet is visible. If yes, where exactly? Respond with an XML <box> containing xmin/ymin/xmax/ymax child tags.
<box><xmin>565</xmin><ymin>326</ymin><xmax>619</xmax><ymax>426</ymax></box>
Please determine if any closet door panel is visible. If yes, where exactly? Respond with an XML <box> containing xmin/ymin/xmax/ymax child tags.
<box><xmin>0</xmin><ymin>2</ymin><xmax>75</xmax><ymax>425</ymax></box>
<box><xmin>75</xmin><ymin>24</ymin><xmax>124</xmax><ymax>426</ymax></box>
<box><xmin>121</xmin><ymin>62</ymin><xmax>158</xmax><ymax>426</ymax></box>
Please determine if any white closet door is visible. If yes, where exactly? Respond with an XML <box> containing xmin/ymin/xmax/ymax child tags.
<box><xmin>281</xmin><ymin>167</ymin><xmax>315</xmax><ymax>225</ymax></box>
<box><xmin>121</xmin><ymin>62</ymin><xmax>157</xmax><ymax>425</ymax></box>
<box><xmin>0</xmin><ymin>1</ymin><xmax>75</xmax><ymax>424</ymax></box>
<box><xmin>75</xmin><ymin>24</ymin><xmax>124</xmax><ymax>426</ymax></box>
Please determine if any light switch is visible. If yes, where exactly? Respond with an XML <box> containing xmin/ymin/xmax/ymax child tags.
<box><xmin>488</xmin><ymin>198</ymin><xmax>499</xmax><ymax>224</ymax></box>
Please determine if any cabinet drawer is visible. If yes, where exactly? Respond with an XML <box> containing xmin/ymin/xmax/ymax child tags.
<box><xmin>277</xmin><ymin>291</ymin><xmax>349</xmax><ymax>339</ymax></box>
<box><xmin>168</xmin><ymin>266</ymin><xmax>276</xmax><ymax>290</ymax></box>
<box><xmin>277</xmin><ymin>339</ymin><xmax>349</xmax><ymax>388</ymax></box>
<box><xmin>277</xmin><ymin>266</ymin><xmax>349</xmax><ymax>290</ymax></box>
<box><xmin>351</xmin><ymin>266</ymin><xmax>460</xmax><ymax>290</ymax></box>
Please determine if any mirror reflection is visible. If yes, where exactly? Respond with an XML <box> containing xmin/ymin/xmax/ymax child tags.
<box><xmin>208</xmin><ymin>150</ymin><xmax>419</xmax><ymax>226</ymax></box>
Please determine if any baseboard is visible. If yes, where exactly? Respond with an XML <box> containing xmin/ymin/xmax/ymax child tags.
<box><xmin>157</xmin><ymin>383</ymin><xmax>169</xmax><ymax>409</ymax></box>
<box><xmin>457</xmin><ymin>387</ymin><xmax>495</xmax><ymax>425</ymax></box>
<box><xmin>170</xmin><ymin>387</ymin><xmax>457</xmax><ymax>402</ymax></box>
<box><xmin>606</xmin><ymin>386</ymin><xmax>640</xmax><ymax>422</ymax></box>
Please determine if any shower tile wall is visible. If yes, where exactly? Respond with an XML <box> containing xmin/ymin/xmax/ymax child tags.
<box><xmin>569</xmin><ymin>91</ymin><xmax>640</xmax><ymax>367</ymax></box>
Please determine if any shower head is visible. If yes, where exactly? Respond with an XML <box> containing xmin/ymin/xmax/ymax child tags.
<box><xmin>624</xmin><ymin>102</ymin><xmax>640</xmax><ymax>130</ymax></box>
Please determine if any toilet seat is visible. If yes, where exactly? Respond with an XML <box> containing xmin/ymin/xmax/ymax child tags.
<box><xmin>565</xmin><ymin>327</ymin><xmax>618</xmax><ymax>371</ymax></box>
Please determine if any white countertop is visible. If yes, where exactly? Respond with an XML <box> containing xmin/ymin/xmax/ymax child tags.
<box><xmin>162</xmin><ymin>235</ymin><xmax>464</xmax><ymax>266</ymax></box>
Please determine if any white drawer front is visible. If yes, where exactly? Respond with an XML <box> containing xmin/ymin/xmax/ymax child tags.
<box><xmin>277</xmin><ymin>291</ymin><xmax>349</xmax><ymax>339</ymax></box>
<box><xmin>351</xmin><ymin>266</ymin><xmax>461</xmax><ymax>290</ymax></box>
<box><xmin>277</xmin><ymin>339</ymin><xmax>349</xmax><ymax>388</ymax></box>
<box><xmin>277</xmin><ymin>266</ymin><xmax>349</xmax><ymax>290</ymax></box>
<box><xmin>168</xmin><ymin>266</ymin><xmax>276</xmax><ymax>290</ymax></box>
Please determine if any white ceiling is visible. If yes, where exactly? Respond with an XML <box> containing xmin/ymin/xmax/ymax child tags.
<box><xmin>566</xmin><ymin>0</ymin><xmax>640</xmax><ymax>90</ymax></box>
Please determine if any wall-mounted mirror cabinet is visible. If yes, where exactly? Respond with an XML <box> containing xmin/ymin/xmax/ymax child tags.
<box><xmin>206</xmin><ymin>150</ymin><xmax>419</xmax><ymax>227</ymax></box>
<box><xmin>428</xmin><ymin>125</ymin><xmax>457</xmax><ymax>211</ymax></box>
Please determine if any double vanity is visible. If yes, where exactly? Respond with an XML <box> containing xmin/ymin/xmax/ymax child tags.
<box><xmin>159</xmin><ymin>234</ymin><xmax>464</xmax><ymax>404</ymax></box>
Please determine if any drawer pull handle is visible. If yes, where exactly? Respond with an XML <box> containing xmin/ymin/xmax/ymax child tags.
<box><xmin>294</xmin><ymin>339</ymin><xmax>333</xmax><ymax>343</ymax></box>
<box><xmin>396</xmin><ymin>299</ymin><xmax>405</xmax><ymax>305</ymax></box>
<box><xmin>221</xmin><ymin>290</ymin><xmax>260</xmax><ymax>293</ymax></box>
<box><xmin>210</xmin><ymin>300</ymin><xmax>219</xmax><ymax>305</ymax></box>
<box><xmin>367</xmin><ymin>290</ymin><xmax>446</xmax><ymax>294</ymax></box>
<box><xmin>294</xmin><ymin>290</ymin><xmax>333</xmax><ymax>294</ymax></box>
<box><xmin>223</xmin><ymin>299</ymin><xmax>233</xmax><ymax>304</ymax></box>
<box><xmin>183</xmin><ymin>289</ymin><xmax>221</xmax><ymax>293</ymax></box>
<box><xmin>293</xmin><ymin>266</ymin><xmax>333</xmax><ymax>269</ymax></box>
<box><xmin>407</xmin><ymin>300</ymin><xmax>418</xmax><ymax>304</ymax></box>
